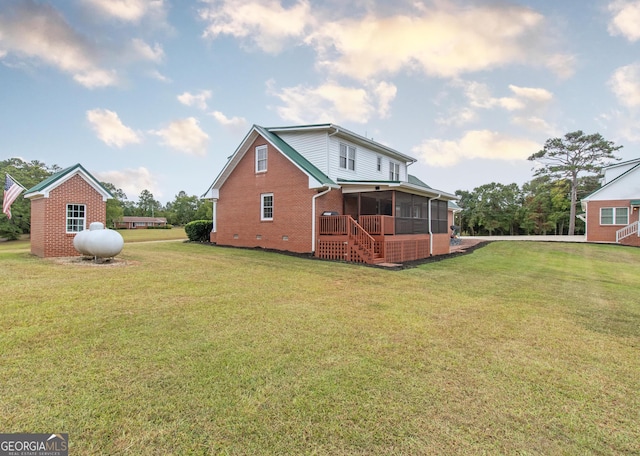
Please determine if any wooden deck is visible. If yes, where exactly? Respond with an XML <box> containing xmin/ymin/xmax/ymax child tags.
<box><xmin>317</xmin><ymin>215</ymin><xmax>441</xmax><ymax>264</ymax></box>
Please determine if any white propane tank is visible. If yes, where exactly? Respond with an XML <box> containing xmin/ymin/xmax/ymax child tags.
<box><xmin>73</xmin><ymin>222</ymin><xmax>124</xmax><ymax>258</ymax></box>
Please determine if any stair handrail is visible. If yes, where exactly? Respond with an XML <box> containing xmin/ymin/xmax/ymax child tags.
<box><xmin>616</xmin><ymin>220</ymin><xmax>639</xmax><ymax>243</ymax></box>
<box><xmin>348</xmin><ymin>217</ymin><xmax>376</xmax><ymax>261</ymax></box>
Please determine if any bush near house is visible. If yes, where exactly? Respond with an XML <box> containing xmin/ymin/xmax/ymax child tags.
<box><xmin>185</xmin><ymin>220</ymin><xmax>212</xmax><ymax>242</ymax></box>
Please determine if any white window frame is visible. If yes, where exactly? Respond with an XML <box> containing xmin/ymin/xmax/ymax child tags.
<box><xmin>261</xmin><ymin>193</ymin><xmax>274</xmax><ymax>221</ymax></box>
<box><xmin>339</xmin><ymin>143</ymin><xmax>356</xmax><ymax>171</ymax></box>
<box><xmin>376</xmin><ymin>156</ymin><xmax>382</xmax><ymax>172</ymax></box>
<box><xmin>389</xmin><ymin>162</ymin><xmax>400</xmax><ymax>181</ymax></box>
<box><xmin>255</xmin><ymin>145</ymin><xmax>268</xmax><ymax>173</ymax></box>
<box><xmin>600</xmin><ymin>207</ymin><xmax>628</xmax><ymax>225</ymax></box>
<box><xmin>66</xmin><ymin>203</ymin><xmax>86</xmax><ymax>233</ymax></box>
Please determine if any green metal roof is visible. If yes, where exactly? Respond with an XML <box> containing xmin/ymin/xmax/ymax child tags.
<box><xmin>631</xmin><ymin>200</ymin><xmax>640</xmax><ymax>205</ymax></box>
<box><xmin>407</xmin><ymin>174</ymin><xmax>432</xmax><ymax>189</ymax></box>
<box><xmin>25</xmin><ymin>163</ymin><xmax>113</xmax><ymax>198</ymax></box>
<box><xmin>259</xmin><ymin>125</ymin><xmax>336</xmax><ymax>187</ymax></box>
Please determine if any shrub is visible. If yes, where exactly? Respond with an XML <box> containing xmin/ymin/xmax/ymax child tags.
<box><xmin>185</xmin><ymin>220</ymin><xmax>212</xmax><ymax>242</ymax></box>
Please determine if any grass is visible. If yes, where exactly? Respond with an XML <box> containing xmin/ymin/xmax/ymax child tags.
<box><xmin>1</xmin><ymin>240</ymin><xmax>639</xmax><ymax>455</ymax></box>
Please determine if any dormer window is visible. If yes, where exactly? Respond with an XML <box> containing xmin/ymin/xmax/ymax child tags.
<box><xmin>256</xmin><ymin>145</ymin><xmax>267</xmax><ymax>173</ymax></box>
<box><xmin>389</xmin><ymin>162</ymin><xmax>400</xmax><ymax>181</ymax></box>
<box><xmin>340</xmin><ymin>143</ymin><xmax>356</xmax><ymax>171</ymax></box>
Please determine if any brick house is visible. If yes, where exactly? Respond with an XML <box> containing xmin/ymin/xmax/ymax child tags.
<box><xmin>114</xmin><ymin>216</ymin><xmax>168</xmax><ymax>229</ymax></box>
<box><xmin>24</xmin><ymin>163</ymin><xmax>113</xmax><ymax>258</ymax></box>
<box><xmin>203</xmin><ymin>124</ymin><xmax>459</xmax><ymax>264</ymax></box>
<box><xmin>580</xmin><ymin>158</ymin><xmax>640</xmax><ymax>246</ymax></box>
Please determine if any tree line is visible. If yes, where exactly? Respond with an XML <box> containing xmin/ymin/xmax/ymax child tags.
<box><xmin>456</xmin><ymin>131</ymin><xmax>622</xmax><ymax>236</ymax></box>
<box><xmin>2</xmin><ymin>130</ymin><xmax>623</xmax><ymax>240</ymax></box>
<box><xmin>0</xmin><ymin>158</ymin><xmax>211</xmax><ymax>240</ymax></box>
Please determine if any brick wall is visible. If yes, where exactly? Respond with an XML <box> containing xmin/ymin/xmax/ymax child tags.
<box><xmin>585</xmin><ymin>199</ymin><xmax>639</xmax><ymax>243</ymax></box>
<box><xmin>216</xmin><ymin>136</ymin><xmax>336</xmax><ymax>254</ymax></box>
<box><xmin>30</xmin><ymin>174</ymin><xmax>106</xmax><ymax>258</ymax></box>
<box><xmin>30</xmin><ymin>198</ymin><xmax>45</xmax><ymax>257</ymax></box>
<box><xmin>431</xmin><ymin>233</ymin><xmax>451</xmax><ymax>255</ymax></box>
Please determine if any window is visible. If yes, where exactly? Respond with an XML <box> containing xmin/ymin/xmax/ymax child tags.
<box><xmin>256</xmin><ymin>145</ymin><xmax>267</xmax><ymax>173</ymax></box>
<box><xmin>389</xmin><ymin>162</ymin><xmax>400</xmax><ymax>180</ymax></box>
<box><xmin>600</xmin><ymin>207</ymin><xmax>628</xmax><ymax>225</ymax></box>
<box><xmin>261</xmin><ymin>193</ymin><xmax>273</xmax><ymax>220</ymax></box>
<box><xmin>377</xmin><ymin>156</ymin><xmax>382</xmax><ymax>172</ymax></box>
<box><xmin>339</xmin><ymin>143</ymin><xmax>356</xmax><ymax>171</ymax></box>
<box><xmin>66</xmin><ymin>204</ymin><xmax>86</xmax><ymax>233</ymax></box>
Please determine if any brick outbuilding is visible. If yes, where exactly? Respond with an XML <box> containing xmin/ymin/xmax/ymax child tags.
<box><xmin>24</xmin><ymin>164</ymin><xmax>113</xmax><ymax>258</ymax></box>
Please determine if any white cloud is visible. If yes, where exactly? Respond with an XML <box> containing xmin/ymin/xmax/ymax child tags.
<box><xmin>440</xmin><ymin>81</ymin><xmax>555</xmax><ymax>132</ymax></box>
<box><xmin>198</xmin><ymin>1</ymin><xmax>573</xmax><ymax>81</ymax></box>
<box><xmin>372</xmin><ymin>81</ymin><xmax>397</xmax><ymax>118</ymax></box>
<box><xmin>177</xmin><ymin>90</ymin><xmax>212</xmax><ymax>110</ymax></box>
<box><xmin>0</xmin><ymin>2</ymin><xmax>117</xmax><ymax>88</ymax></box>
<box><xmin>436</xmin><ymin>107</ymin><xmax>477</xmax><ymax>127</ymax></box>
<box><xmin>93</xmin><ymin>167</ymin><xmax>160</xmax><ymax>200</ymax></box>
<box><xmin>210</xmin><ymin>111</ymin><xmax>247</xmax><ymax>130</ymax></box>
<box><xmin>151</xmin><ymin>118</ymin><xmax>209</xmax><ymax>156</ymax></box>
<box><xmin>148</xmin><ymin>69</ymin><xmax>171</xmax><ymax>82</ymax></box>
<box><xmin>83</xmin><ymin>0</ymin><xmax>167</xmax><ymax>23</ymax></box>
<box><xmin>609</xmin><ymin>63</ymin><xmax>640</xmax><ymax>107</ymax></box>
<box><xmin>198</xmin><ymin>0</ymin><xmax>312</xmax><ymax>53</ymax></box>
<box><xmin>268</xmin><ymin>79</ymin><xmax>397</xmax><ymax>124</ymax></box>
<box><xmin>412</xmin><ymin>130</ymin><xmax>540</xmax><ymax>167</ymax></box>
<box><xmin>608</xmin><ymin>0</ymin><xmax>640</xmax><ymax>42</ymax></box>
<box><xmin>86</xmin><ymin>109</ymin><xmax>142</xmax><ymax>147</ymax></box>
<box><xmin>307</xmin><ymin>4</ymin><xmax>572</xmax><ymax>80</ymax></box>
<box><xmin>512</xmin><ymin>116</ymin><xmax>559</xmax><ymax>135</ymax></box>
<box><xmin>131</xmin><ymin>38</ymin><xmax>164</xmax><ymax>62</ymax></box>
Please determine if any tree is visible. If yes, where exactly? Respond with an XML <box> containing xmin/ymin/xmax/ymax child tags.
<box><xmin>101</xmin><ymin>182</ymin><xmax>127</xmax><ymax>228</ymax></box>
<box><xmin>168</xmin><ymin>191</ymin><xmax>199</xmax><ymax>225</ymax></box>
<box><xmin>137</xmin><ymin>189</ymin><xmax>161</xmax><ymax>217</ymax></box>
<box><xmin>456</xmin><ymin>183</ymin><xmax>523</xmax><ymax>235</ymax></box>
<box><xmin>1</xmin><ymin>158</ymin><xmax>58</xmax><ymax>240</ymax></box>
<box><xmin>528</xmin><ymin>131</ymin><xmax>622</xmax><ymax>235</ymax></box>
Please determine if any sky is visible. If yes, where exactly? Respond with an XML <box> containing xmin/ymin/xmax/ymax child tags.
<box><xmin>1</xmin><ymin>0</ymin><xmax>640</xmax><ymax>205</ymax></box>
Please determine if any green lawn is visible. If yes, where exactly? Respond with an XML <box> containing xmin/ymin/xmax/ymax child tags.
<box><xmin>1</xmin><ymin>241</ymin><xmax>638</xmax><ymax>455</ymax></box>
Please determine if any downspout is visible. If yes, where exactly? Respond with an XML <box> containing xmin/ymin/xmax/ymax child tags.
<box><xmin>312</xmin><ymin>187</ymin><xmax>332</xmax><ymax>253</ymax></box>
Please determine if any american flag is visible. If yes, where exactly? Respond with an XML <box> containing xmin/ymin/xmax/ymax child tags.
<box><xmin>3</xmin><ymin>173</ymin><xmax>25</xmax><ymax>219</ymax></box>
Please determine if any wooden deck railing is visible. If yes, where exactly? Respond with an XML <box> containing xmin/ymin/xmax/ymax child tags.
<box><xmin>359</xmin><ymin>215</ymin><xmax>394</xmax><ymax>235</ymax></box>
<box><xmin>318</xmin><ymin>215</ymin><xmax>349</xmax><ymax>235</ymax></box>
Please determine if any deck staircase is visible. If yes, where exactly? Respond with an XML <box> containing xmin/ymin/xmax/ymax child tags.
<box><xmin>348</xmin><ymin>217</ymin><xmax>385</xmax><ymax>264</ymax></box>
<box><xmin>616</xmin><ymin>221</ymin><xmax>638</xmax><ymax>243</ymax></box>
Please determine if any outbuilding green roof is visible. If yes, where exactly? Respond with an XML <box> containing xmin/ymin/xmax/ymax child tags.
<box><xmin>24</xmin><ymin>163</ymin><xmax>113</xmax><ymax>198</ymax></box>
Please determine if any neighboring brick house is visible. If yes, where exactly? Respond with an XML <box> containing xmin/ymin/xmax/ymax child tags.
<box><xmin>580</xmin><ymin>158</ymin><xmax>640</xmax><ymax>246</ymax></box>
<box><xmin>203</xmin><ymin>124</ymin><xmax>459</xmax><ymax>264</ymax></box>
<box><xmin>24</xmin><ymin>164</ymin><xmax>113</xmax><ymax>258</ymax></box>
<box><xmin>115</xmin><ymin>216</ymin><xmax>167</xmax><ymax>229</ymax></box>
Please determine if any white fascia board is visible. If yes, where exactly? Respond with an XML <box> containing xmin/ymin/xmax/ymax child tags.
<box><xmin>24</xmin><ymin>168</ymin><xmax>112</xmax><ymax>201</ymax></box>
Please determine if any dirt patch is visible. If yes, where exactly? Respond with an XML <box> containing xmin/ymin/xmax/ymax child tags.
<box><xmin>48</xmin><ymin>256</ymin><xmax>137</xmax><ymax>268</ymax></box>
